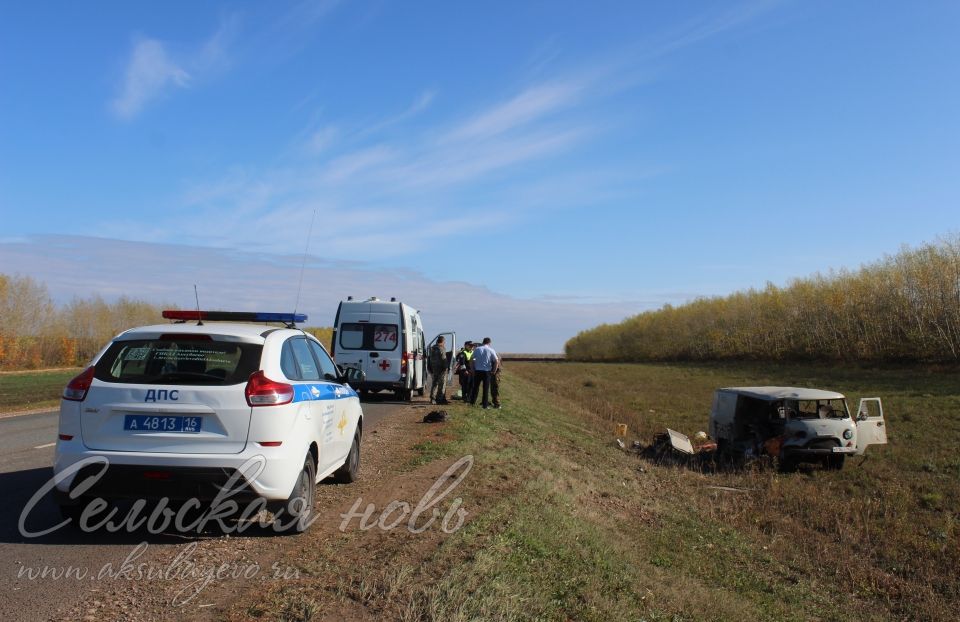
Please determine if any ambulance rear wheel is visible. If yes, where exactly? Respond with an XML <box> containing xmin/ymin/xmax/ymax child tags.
<box><xmin>396</xmin><ymin>388</ymin><xmax>412</xmax><ymax>401</ymax></box>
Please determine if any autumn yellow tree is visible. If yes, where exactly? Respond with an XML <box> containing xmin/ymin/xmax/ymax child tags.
<box><xmin>566</xmin><ymin>234</ymin><xmax>960</xmax><ymax>364</ymax></box>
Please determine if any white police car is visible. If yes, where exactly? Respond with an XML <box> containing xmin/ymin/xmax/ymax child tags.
<box><xmin>53</xmin><ymin>310</ymin><xmax>364</xmax><ymax>533</ymax></box>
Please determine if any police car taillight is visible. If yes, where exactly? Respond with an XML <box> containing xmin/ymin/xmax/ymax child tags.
<box><xmin>63</xmin><ymin>366</ymin><xmax>96</xmax><ymax>402</ymax></box>
<box><xmin>245</xmin><ymin>371</ymin><xmax>294</xmax><ymax>406</ymax></box>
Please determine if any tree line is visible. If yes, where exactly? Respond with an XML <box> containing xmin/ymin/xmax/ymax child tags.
<box><xmin>0</xmin><ymin>274</ymin><xmax>332</xmax><ymax>370</ymax></box>
<box><xmin>565</xmin><ymin>235</ymin><xmax>960</xmax><ymax>363</ymax></box>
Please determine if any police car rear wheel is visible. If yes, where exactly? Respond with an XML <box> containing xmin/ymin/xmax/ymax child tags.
<box><xmin>270</xmin><ymin>454</ymin><xmax>316</xmax><ymax>534</ymax></box>
<box><xmin>58</xmin><ymin>498</ymin><xmax>90</xmax><ymax>526</ymax></box>
<box><xmin>333</xmin><ymin>429</ymin><xmax>361</xmax><ymax>484</ymax></box>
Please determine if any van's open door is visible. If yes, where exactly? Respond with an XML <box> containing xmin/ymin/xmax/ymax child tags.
<box><xmin>427</xmin><ymin>332</ymin><xmax>457</xmax><ymax>382</ymax></box>
<box><xmin>855</xmin><ymin>398</ymin><xmax>887</xmax><ymax>455</ymax></box>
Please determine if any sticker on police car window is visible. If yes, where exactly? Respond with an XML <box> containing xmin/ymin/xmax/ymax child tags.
<box><xmin>124</xmin><ymin>347</ymin><xmax>150</xmax><ymax>361</ymax></box>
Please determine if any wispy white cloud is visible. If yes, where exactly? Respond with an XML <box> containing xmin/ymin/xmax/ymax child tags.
<box><xmin>320</xmin><ymin>145</ymin><xmax>397</xmax><ymax>183</ymax></box>
<box><xmin>111</xmin><ymin>38</ymin><xmax>190</xmax><ymax>119</ymax></box>
<box><xmin>305</xmin><ymin>125</ymin><xmax>339</xmax><ymax>154</ymax></box>
<box><xmin>111</xmin><ymin>15</ymin><xmax>240</xmax><ymax>120</ymax></box>
<box><xmin>379</xmin><ymin>127</ymin><xmax>587</xmax><ymax>190</ymax></box>
<box><xmin>378</xmin><ymin>89</ymin><xmax>439</xmax><ymax>128</ymax></box>
<box><xmin>408</xmin><ymin>90</ymin><xmax>437</xmax><ymax>115</ymax></box>
<box><xmin>443</xmin><ymin>81</ymin><xmax>582</xmax><ymax>143</ymax></box>
<box><xmin>651</xmin><ymin>0</ymin><xmax>785</xmax><ymax>57</ymax></box>
<box><xmin>523</xmin><ymin>35</ymin><xmax>564</xmax><ymax>78</ymax></box>
<box><xmin>306</xmin><ymin>89</ymin><xmax>438</xmax><ymax>151</ymax></box>
<box><xmin>194</xmin><ymin>13</ymin><xmax>241</xmax><ymax>73</ymax></box>
<box><xmin>269</xmin><ymin>0</ymin><xmax>342</xmax><ymax>38</ymax></box>
<box><xmin>252</xmin><ymin>0</ymin><xmax>344</xmax><ymax>64</ymax></box>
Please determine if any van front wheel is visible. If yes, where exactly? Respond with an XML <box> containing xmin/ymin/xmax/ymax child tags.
<box><xmin>826</xmin><ymin>454</ymin><xmax>845</xmax><ymax>470</ymax></box>
<box><xmin>778</xmin><ymin>453</ymin><xmax>797</xmax><ymax>472</ymax></box>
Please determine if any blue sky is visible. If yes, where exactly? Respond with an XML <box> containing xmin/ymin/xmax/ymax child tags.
<box><xmin>2</xmin><ymin>1</ymin><xmax>959</xmax><ymax>352</ymax></box>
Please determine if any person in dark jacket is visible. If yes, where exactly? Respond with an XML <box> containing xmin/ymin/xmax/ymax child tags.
<box><xmin>428</xmin><ymin>336</ymin><xmax>450</xmax><ymax>404</ymax></box>
<box><xmin>454</xmin><ymin>341</ymin><xmax>474</xmax><ymax>400</ymax></box>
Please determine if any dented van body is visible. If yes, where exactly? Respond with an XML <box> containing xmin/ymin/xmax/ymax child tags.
<box><xmin>708</xmin><ymin>387</ymin><xmax>888</xmax><ymax>470</ymax></box>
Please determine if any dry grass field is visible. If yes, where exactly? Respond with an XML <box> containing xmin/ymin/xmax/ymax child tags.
<box><xmin>509</xmin><ymin>361</ymin><xmax>960</xmax><ymax>620</ymax></box>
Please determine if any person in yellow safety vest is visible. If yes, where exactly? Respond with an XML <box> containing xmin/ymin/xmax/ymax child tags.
<box><xmin>454</xmin><ymin>341</ymin><xmax>475</xmax><ymax>400</ymax></box>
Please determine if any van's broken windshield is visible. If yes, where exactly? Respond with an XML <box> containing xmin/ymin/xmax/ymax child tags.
<box><xmin>788</xmin><ymin>399</ymin><xmax>849</xmax><ymax>420</ymax></box>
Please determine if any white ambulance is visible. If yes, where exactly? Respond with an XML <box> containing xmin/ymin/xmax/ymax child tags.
<box><xmin>331</xmin><ymin>297</ymin><xmax>455</xmax><ymax>401</ymax></box>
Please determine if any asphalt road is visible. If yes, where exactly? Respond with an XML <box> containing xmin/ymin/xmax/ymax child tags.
<box><xmin>0</xmin><ymin>398</ymin><xmax>403</xmax><ymax>621</ymax></box>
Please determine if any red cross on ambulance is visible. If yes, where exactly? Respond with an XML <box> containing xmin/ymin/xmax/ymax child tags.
<box><xmin>378</xmin><ymin>359</ymin><xmax>391</xmax><ymax>371</ymax></box>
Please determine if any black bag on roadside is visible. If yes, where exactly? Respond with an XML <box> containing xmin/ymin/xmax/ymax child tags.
<box><xmin>423</xmin><ymin>410</ymin><xmax>448</xmax><ymax>423</ymax></box>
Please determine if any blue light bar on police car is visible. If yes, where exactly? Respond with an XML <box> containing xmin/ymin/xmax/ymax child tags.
<box><xmin>162</xmin><ymin>310</ymin><xmax>308</xmax><ymax>323</ymax></box>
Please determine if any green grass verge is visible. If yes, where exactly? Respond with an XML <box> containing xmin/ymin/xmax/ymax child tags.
<box><xmin>0</xmin><ymin>368</ymin><xmax>79</xmax><ymax>412</ymax></box>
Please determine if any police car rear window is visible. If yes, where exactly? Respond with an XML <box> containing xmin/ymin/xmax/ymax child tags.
<box><xmin>339</xmin><ymin>323</ymin><xmax>398</xmax><ymax>351</ymax></box>
<box><xmin>94</xmin><ymin>337</ymin><xmax>262</xmax><ymax>385</ymax></box>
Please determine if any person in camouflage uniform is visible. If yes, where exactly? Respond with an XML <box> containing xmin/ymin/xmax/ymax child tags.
<box><xmin>428</xmin><ymin>335</ymin><xmax>450</xmax><ymax>404</ymax></box>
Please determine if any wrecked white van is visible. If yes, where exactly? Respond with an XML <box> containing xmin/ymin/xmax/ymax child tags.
<box><xmin>708</xmin><ymin>387</ymin><xmax>888</xmax><ymax>470</ymax></box>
